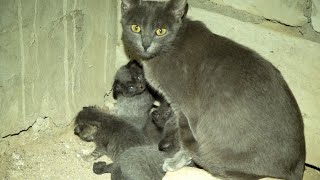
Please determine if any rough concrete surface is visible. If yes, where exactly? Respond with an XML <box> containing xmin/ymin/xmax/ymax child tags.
<box><xmin>311</xmin><ymin>0</ymin><xmax>320</xmax><ymax>32</ymax></box>
<box><xmin>0</xmin><ymin>0</ymin><xmax>118</xmax><ymax>138</ymax></box>
<box><xmin>206</xmin><ymin>0</ymin><xmax>309</xmax><ymax>26</ymax></box>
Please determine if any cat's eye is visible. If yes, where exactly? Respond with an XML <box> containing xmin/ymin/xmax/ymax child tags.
<box><xmin>131</xmin><ymin>25</ymin><xmax>141</xmax><ymax>33</ymax></box>
<box><xmin>155</xmin><ymin>28</ymin><xmax>167</xmax><ymax>36</ymax></box>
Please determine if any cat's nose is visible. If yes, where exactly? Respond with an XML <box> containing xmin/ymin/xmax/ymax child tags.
<box><xmin>142</xmin><ymin>44</ymin><xmax>150</xmax><ymax>51</ymax></box>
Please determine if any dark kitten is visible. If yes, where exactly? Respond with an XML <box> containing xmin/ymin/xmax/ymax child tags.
<box><xmin>120</xmin><ymin>0</ymin><xmax>306</xmax><ymax>179</ymax></box>
<box><xmin>74</xmin><ymin>106</ymin><xmax>151</xmax><ymax>161</ymax></box>
<box><xmin>112</xmin><ymin>60</ymin><xmax>155</xmax><ymax>130</ymax></box>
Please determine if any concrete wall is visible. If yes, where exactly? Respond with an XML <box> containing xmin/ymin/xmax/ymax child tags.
<box><xmin>190</xmin><ymin>0</ymin><xmax>320</xmax><ymax>33</ymax></box>
<box><xmin>312</xmin><ymin>0</ymin><xmax>320</xmax><ymax>32</ymax></box>
<box><xmin>0</xmin><ymin>0</ymin><xmax>118</xmax><ymax>137</ymax></box>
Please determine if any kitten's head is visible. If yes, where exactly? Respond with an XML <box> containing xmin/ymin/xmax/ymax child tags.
<box><xmin>74</xmin><ymin>107</ymin><xmax>102</xmax><ymax>142</ymax></box>
<box><xmin>74</xmin><ymin>122</ymin><xmax>99</xmax><ymax>142</ymax></box>
<box><xmin>112</xmin><ymin>60</ymin><xmax>146</xmax><ymax>99</ymax></box>
<box><xmin>152</xmin><ymin>102</ymin><xmax>172</xmax><ymax>129</ymax></box>
<box><xmin>121</xmin><ymin>0</ymin><xmax>188</xmax><ymax>60</ymax></box>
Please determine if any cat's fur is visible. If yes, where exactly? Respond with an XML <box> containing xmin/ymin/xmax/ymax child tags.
<box><xmin>120</xmin><ymin>0</ymin><xmax>306</xmax><ymax>179</ymax></box>
<box><xmin>112</xmin><ymin>60</ymin><xmax>155</xmax><ymax>130</ymax></box>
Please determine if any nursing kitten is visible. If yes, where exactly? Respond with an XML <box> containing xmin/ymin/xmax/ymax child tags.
<box><xmin>120</xmin><ymin>0</ymin><xmax>306</xmax><ymax>180</ymax></box>
<box><xmin>143</xmin><ymin>100</ymin><xmax>173</xmax><ymax>143</ymax></box>
<box><xmin>112</xmin><ymin>60</ymin><xmax>155</xmax><ymax>130</ymax></box>
<box><xmin>74</xmin><ymin>106</ymin><xmax>151</xmax><ymax>161</ymax></box>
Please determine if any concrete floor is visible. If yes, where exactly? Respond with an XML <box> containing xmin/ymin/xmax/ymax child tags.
<box><xmin>0</xmin><ymin>124</ymin><xmax>319</xmax><ymax>180</ymax></box>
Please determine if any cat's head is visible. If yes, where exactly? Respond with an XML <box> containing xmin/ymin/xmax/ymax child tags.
<box><xmin>74</xmin><ymin>122</ymin><xmax>98</xmax><ymax>142</ymax></box>
<box><xmin>121</xmin><ymin>0</ymin><xmax>188</xmax><ymax>60</ymax></box>
<box><xmin>74</xmin><ymin>107</ymin><xmax>102</xmax><ymax>142</ymax></box>
<box><xmin>112</xmin><ymin>60</ymin><xmax>146</xmax><ymax>99</ymax></box>
<box><xmin>152</xmin><ymin>102</ymin><xmax>172</xmax><ymax>129</ymax></box>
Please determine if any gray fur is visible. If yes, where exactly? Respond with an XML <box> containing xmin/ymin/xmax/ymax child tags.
<box><xmin>120</xmin><ymin>0</ymin><xmax>306</xmax><ymax>179</ymax></box>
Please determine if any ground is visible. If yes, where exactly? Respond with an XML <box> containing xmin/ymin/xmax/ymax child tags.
<box><xmin>0</xmin><ymin>122</ymin><xmax>319</xmax><ymax>180</ymax></box>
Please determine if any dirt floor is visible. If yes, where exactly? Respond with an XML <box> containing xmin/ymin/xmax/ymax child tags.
<box><xmin>0</xmin><ymin>121</ymin><xmax>319</xmax><ymax>180</ymax></box>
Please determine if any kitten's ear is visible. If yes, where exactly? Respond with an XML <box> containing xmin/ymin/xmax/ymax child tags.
<box><xmin>167</xmin><ymin>0</ymin><xmax>188</xmax><ymax>20</ymax></box>
<box><xmin>126</xmin><ymin>60</ymin><xmax>142</xmax><ymax>70</ymax></box>
<box><xmin>121</xmin><ymin>0</ymin><xmax>139</xmax><ymax>14</ymax></box>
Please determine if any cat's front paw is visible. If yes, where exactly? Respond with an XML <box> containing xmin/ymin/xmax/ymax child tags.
<box><xmin>93</xmin><ymin>161</ymin><xmax>107</xmax><ymax>174</ymax></box>
<box><xmin>93</xmin><ymin>162</ymin><xmax>114</xmax><ymax>174</ymax></box>
<box><xmin>162</xmin><ymin>151</ymin><xmax>192</xmax><ymax>172</ymax></box>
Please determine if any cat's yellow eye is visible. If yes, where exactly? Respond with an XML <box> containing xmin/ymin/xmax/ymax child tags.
<box><xmin>155</xmin><ymin>28</ymin><xmax>167</xmax><ymax>36</ymax></box>
<box><xmin>131</xmin><ymin>25</ymin><xmax>141</xmax><ymax>33</ymax></box>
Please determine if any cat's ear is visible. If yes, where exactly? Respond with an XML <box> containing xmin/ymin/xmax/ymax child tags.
<box><xmin>126</xmin><ymin>60</ymin><xmax>142</xmax><ymax>70</ymax></box>
<box><xmin>167</xmin><ymin>0</ymin><xmax>188</xmax><ymax>20</ymax></box>
<box><xmin>121</xmin><ymin>0</ymin><xmax>139</xmax><ymax>14</ymax></box>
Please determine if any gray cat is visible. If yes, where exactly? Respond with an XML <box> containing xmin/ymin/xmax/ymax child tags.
<box><xmin>120</xmin><ymin>0</ymin><xmax>306</xmax><ymax>179</ymax></box>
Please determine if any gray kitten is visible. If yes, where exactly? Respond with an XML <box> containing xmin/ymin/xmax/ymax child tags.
<box><xmin>93</xmin><ymin>101</ymin><xmax>180</xmax><ymax>180</ymax></box>
<box><xmin>120</xmin><ymin>0</ymin><xmax>306</xmax><ymax>180</ymax></box>
<box><xmin>74</xmin><ymin>106</ymin><xmax>151</xmax><ymax>161</ymax></box>
<box><xmin>112</xmin><ymin>60</ymin><xmax>155</xmax><ymax>130</ymax></box>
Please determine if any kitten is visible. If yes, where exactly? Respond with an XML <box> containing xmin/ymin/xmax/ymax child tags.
<box><xmin>112</xmin><ymin>60</ymin><xmax>155</xmax><ymax>130</ymax></box>
<box><xmin>120</xmin><ymin>0</ymin><xmax>306</xmax><ymax>180</ymax></box>
<box><xmin>74</xmin><ymin>106</ymin><xmax>151</xmax><ymax>161</ymax></box>
<box><xmin>93</xmin><ymin>102</ymin><xmax>181</xmax><ymax>180</ymax></box>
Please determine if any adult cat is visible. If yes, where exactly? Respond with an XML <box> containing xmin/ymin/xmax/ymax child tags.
<box><xmin>120</xmin><ymin>0</ymin><xmax>306</xmax><ymax>179</ymax></box>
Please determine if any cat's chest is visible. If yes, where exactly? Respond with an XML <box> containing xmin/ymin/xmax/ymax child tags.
<box><xmin>143</xmin><ymin>58</ymin><xmax>193</xmax><ymax>104</ymax></box>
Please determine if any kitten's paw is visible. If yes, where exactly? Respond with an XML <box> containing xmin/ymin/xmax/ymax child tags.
<box><xmin>93</xmin><ymin>162</ymin><xmax>114</xmax><ymax>174</ymax></box>
<box><xmin>159</xmin><ymin>138</ymin><xmax>174</xmax><ymax>152</ymax></box>
<box><xmin>162</xmin><ymin>151</ymin><xmax>192</xmax><ymax>172</ymax></box>
<box><xmin>93</xmin><ymin>161</ymin><xmax>107</xmax><ymax>174</ymax></box>
<box><xmin>82</xmin><ymin>154</ymin><xmax>96</xmax><ymax>162</ymax></box>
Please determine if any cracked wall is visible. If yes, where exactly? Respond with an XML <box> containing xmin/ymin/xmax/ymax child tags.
<box><xmin>0</xmin><ymin>0</ymin><xmax>118</xmax><ymax>138</ymax></box>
